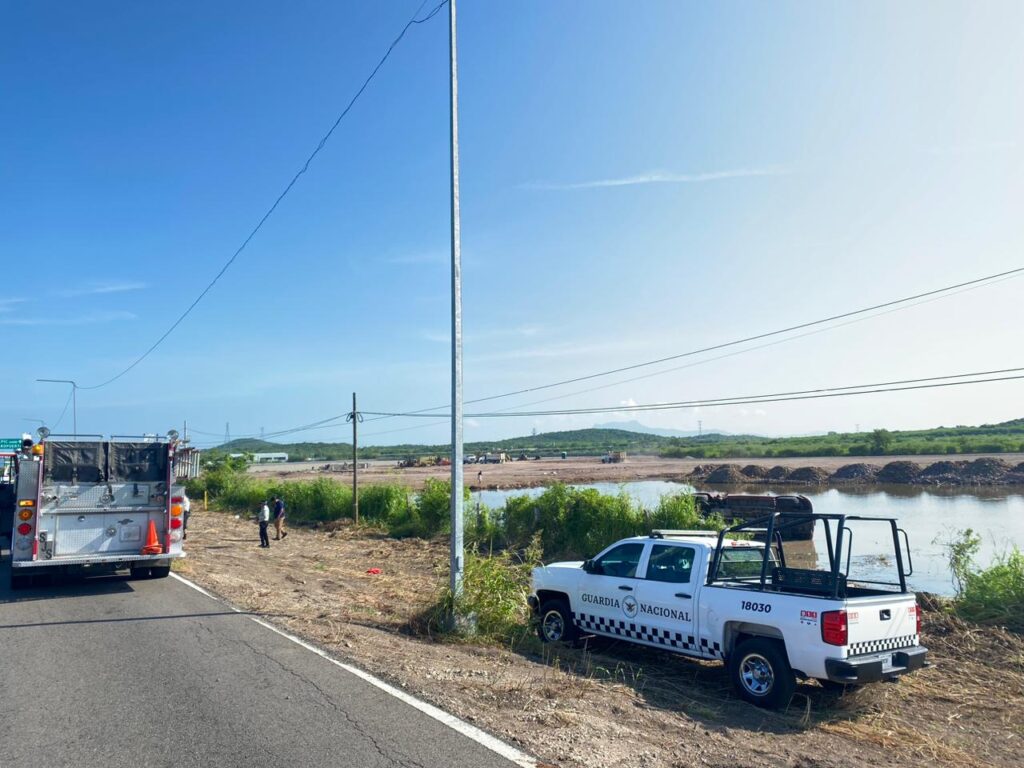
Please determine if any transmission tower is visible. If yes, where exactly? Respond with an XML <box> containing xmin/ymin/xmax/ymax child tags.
<box><xmin>224</xmin><ymin>422</ymin><xmax>231</xmax><ymax>444</ymax></box>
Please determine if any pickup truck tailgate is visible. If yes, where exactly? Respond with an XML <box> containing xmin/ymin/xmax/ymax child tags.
<box><xmin>847</xmin><ymin>595</ymin><xmax>918</xmax><ymax>654</ymax></box>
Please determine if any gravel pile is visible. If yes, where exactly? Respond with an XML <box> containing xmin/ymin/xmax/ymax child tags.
<box><xmin>766</xmin><ymin>465</ymin><xmax>790</xmax><ymax>481</ymax></box>
<box><xmin>831</xmin><ymin>463</ymin><xmax>880</xmax><ymax>482</ymax></box>
<box><xmin>877</xmin><ymin>461</ymin><xmax>922</xmax><ymax>483</ymax></box>
<box><xmin>703</xmin><ymin>464</ymin><xmax>748</xmax><ymax>484</ymax></box>
<box><xmin>741</xmin><ymin>465</ymin><xmax>770</xmax><ymax>479</ymax></box>
<box><xmin>961</xmin><ymin>458</ymin><xmax>1013</xmax><ymax>483</ymax></box>
<box><xmin>786</xmin><ymin>466</ymin><xmax>830</xmax><ymax>484</ymax></box>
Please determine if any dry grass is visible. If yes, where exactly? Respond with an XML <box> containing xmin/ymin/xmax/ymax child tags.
<box><xmin>180</xmin><ymin>507</ymin><xmax>1024</xmax><ymax>768</ymax></box>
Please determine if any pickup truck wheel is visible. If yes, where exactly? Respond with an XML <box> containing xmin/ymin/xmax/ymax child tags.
<box><xmin>537</xmin><ymin>599</ymin><xmax>578</xmax><ymax>644</ymax></box>
<box><xmin>729</xmin><ymin>638</ymin><xmax>796</xmax><ymax>710</ymax></box>
<box><xmin>149</xmin><ymin>566</ymin><xmax>171</xmax><ymax>579</ymax></box>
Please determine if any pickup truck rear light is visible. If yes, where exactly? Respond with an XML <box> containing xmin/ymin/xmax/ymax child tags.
<box><xmin>821</xmin><ymin>610</ymin><xmax>848</xmax><ymax>646</ymax></box>
<box><xmin>16</xmin><ymin>523</ymin><xmax>33</xmax><ymax>536</ymax></box>
<box><xmin>914</xmin><ymin>604</ymin><xmax>921</xmax><ymax>635</ymax></box>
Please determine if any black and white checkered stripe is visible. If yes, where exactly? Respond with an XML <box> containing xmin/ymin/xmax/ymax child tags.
<box><xmin>848</xmin><ymin>634</ymin><xmax>918</xmax><ymax>656</ymax></box>
<box><xmin>573</xmin><ymin>612</ymin><xmax>722</xmax><ymax>657</ymax></box>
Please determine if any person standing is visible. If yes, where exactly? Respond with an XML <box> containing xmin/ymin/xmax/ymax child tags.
<box><xmin>272</xmin><ymin>496</ymin><xmax>287</xmax><ymax>540</ymax></box>
<box><xmin>258</xmin><ymin>500</ymin><xmax>271</xmax><ymax>548</ymax></box>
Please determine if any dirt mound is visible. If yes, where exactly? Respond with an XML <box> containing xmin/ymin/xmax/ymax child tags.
<box><xmin>688</xmin><ymin>464</ymin><xmax>714</xmax><ymax>479</ymax></box>
<box><xmin>740</xmin><ymin>464</ymin><xmax>769</xmax><ymax>479</ymax></box>
<box><xmin>877</xmin><ymin>461</ymin><xmax>922</xmax><ymax>483</ymax></box>
<box><xmin>919</xmin><ymin>460</ymin><xmax>968</xmax><ymax>477</ymax></box>
<box><xmin>785</xmin><ymin>466</ymin><xmax>830</xmax><ymax>484</ymax></box>
<box><xmin>766</xmin><ymin>465</ymin><xmax>790</xmax><ymax>480</ymax></box>
<box><xmin>831</xmin><ymin>463</ymin><xmax>880</xmax><ymax>482</ymax></box>
<box><xmin>961</xmin><ymin>458</ymin><xmax>1012</xmax><ymax>483</ymax></box>
<box><xmin>703</xmin><ymin>464</ymin><xmax>747</xmax><ymax>483</ymax></box>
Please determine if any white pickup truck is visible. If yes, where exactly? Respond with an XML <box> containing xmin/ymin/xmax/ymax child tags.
<box><xmin>528</xmin><ymin>511</ymin><xmax>928</xmax><ymax>708</ymax></box>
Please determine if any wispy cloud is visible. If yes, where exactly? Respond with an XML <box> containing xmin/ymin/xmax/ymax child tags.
<box><xmin>55</xmin><ymin>280</ymin><xmax>147</xmax><ymax>298</ymax></box>
<box><xmin>421</xmin><ymin>325</ymin><xmax>543</xmax><ymax>344</ymax></box>
<box><xmin>385</xmin><ymin>252</ymin><xmax>448</xmax><ymax>266</ymax></box>
<box><xmin>524</xmin><ymin>166</ymin><xmax>789</xmax><ymax>191</ymax></box>
<box><xmin>0</xmin><ymin>298</ymin><xmax>26</xmax><ymax>313</ymax></box>
<box><xmin>0</xmin><ymin>310</ymin><xmax>137</xmax><ymax>327</ymax></box>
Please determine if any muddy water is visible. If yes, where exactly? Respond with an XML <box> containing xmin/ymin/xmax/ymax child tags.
<box><xmin>476</xmin><ymin>481</ymin><xmax>1024</xmax><ymax>596</ymax></box>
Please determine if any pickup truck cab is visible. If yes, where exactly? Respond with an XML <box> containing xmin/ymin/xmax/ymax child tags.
<box><xmin>528</xmin><ymin>512</ymin><xmax>928</xmax><ymax>709</ymax></box>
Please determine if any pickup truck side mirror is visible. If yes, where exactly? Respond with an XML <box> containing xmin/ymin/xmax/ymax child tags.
<box><xmin>582</xmin><ymin>559</ymin><xmax>594</xmax><ymax>574</ymax></box>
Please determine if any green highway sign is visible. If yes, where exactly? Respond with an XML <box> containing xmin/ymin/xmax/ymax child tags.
<box><xmin>0</xmin><ymin>438</ymin><xmax>23</xmax><ymax>451</ymax></box>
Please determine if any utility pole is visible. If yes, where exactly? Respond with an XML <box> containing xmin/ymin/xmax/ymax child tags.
<box><xmin>448</xmin><ymin>0</ymin><xmax>465</xmax><ymax>603</ymax></box>
<box><xmin>37</xmin><ymin>379</ymin><xmax>77</xmax><ymax>437</ymax></box>
<box><xmin>347</xmin><ymin>392</ymin><xmax>361</xmax><ymax>525</ymax></box>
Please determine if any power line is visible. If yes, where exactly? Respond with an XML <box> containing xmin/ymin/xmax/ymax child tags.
<box><xmin>188</xmin><ymin>266</ymin><xmax>1023</xmax><ymax>443</ymax></box>
<box><xmin>369</xmin><ymin>265</ymin><xmax>1024</xmax><ymax>420</ymax></box>
<box><xmin>50</xmin><ymin>390</ymin><xmax>74</xmax><ymax>431</ymax></box>
<box><xmin>361</xmin><ymin>366</ymin><xmax>1024</xmax><ymax>418</ymax></box>
<box><xmin>76</xmin><ymin>0</ymin><xmax>449</xmax><ymax>392</ymax></box>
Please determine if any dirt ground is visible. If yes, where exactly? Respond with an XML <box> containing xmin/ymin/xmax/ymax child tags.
<box><xmin>177</xmin><ymin>509</ymin><xmax>1024</xmax><ymax>768</ymax></box>
<box><xmin>247</xmin><ymin>453</ymin><xmax>1024</xmax><ymax>491</ymax></box>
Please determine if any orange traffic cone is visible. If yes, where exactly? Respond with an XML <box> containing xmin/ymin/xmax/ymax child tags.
<box><xmin>141</xmin><ymin>520</ymin><xmax>163</xmax><ymax>555</ymax></box>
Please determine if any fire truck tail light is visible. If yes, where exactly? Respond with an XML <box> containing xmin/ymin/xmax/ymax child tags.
<box><xmin>171</xmin><ymin>496</ymin><xmax>183</xmax><ymax>504</ymax></box>
<box><xmin>170</xmin><ymin>530</ymin><xmax>183</xmax><ymax>543</ymax></box>
<box><xmin>16</xmin><ymin>523</ymin><xmax>33</xmax><ymax>536</ymax></box>
<box><xmin>170</xmin><ymin>504</ymin><xmax>183</xmax><ymax>517</ymax></box>
<box><xmin>821</xmin><ymin>610</ymin><xmax>848</xmax><ymax>646</ymax></box>
<box><xmin>170</xmin><ymin>518</ymin><xmax>182</xmax><ymax>530</ymax></box>
<box><xmin>18</xmin><ymin>509</ymin><xmax>33</xmax><ymax>521</ymax></box>
<box><xmin>18</xmin><ymin>499</ymin><xmax>35</xmax><ymax>507</ymax></box>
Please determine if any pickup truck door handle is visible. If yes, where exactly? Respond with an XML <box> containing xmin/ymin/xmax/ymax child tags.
<box><xmin>618</xmin><ymin>585</ymin><xmax>633</xmax><ymax>591</ymax></box>
<box><xmin>674</xmin><ymin>592</ymin><xmax>692</xmax><ymax>599</ymax></box>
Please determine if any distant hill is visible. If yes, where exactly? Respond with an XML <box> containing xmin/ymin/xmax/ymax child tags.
<box><xmin>205</xmin><ymin>417</ymin><xmax>1024</xmax><ymax>463</ymax></box>
<box><xmin>593</xmin><ymin>420</ymin><xmax>733</xmax><ymax>438</ymax></box>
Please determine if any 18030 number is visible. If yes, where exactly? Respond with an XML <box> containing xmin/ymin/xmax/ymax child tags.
<box><xmin>741</xmin><ymin>600</ymin><xmax>772</xmax><ymax>613</ymax></box>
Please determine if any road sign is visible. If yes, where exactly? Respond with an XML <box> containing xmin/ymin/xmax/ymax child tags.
<box><xmin>0</xmin><ymin>438</ymin><xmax>23</xmax><ymax>451</ymax></box>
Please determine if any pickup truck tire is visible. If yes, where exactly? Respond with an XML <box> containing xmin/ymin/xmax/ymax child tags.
<box><xmin>149</xmin><ymin>566</ymin><xmax>171</xmax><ymax>579</ymax></box>
<box><xmin>537</xmin><ymin>599</ymin><xmax>578</xmax><ymax>644</ymax></box>
<box><xmin>729</xmin><ymin>638</ymin><xmax>796</xmax><ymax>710</ymax></box>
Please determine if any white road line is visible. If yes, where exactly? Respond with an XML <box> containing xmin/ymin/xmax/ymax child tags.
<box><xmin>169</xmin><ymin>572</ymin><xmax>537</xmax><ymax>768</ymax></box>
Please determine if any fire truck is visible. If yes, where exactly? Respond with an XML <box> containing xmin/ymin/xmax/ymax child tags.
<box><xmin>8</xmin><ymin>429</ymin><xmax>187</xmax><ymax>589</ymax></box>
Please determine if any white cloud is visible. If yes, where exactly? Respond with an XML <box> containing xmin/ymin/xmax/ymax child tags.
<box><xmin>55</xmin><ymin>281</ymin><xmax>147</xmax><ymax>298</ymax></box>
<box><xmin>524</xmin><ymin>166</ymin><xmax>789</xmax><ymax>191</ymax></box>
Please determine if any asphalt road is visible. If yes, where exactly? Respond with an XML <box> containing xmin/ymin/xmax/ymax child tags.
<box><xmin>0</xmin><ymin>549</ymin><xmax>526</xmax><ymax>768</ymax></box>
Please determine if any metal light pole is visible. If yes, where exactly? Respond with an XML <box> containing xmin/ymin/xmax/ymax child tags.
<box><xmin>349</xmin><ymin>392</ymin><xmax>361</xmax><ymax>525</ymax></box>
<box><xmin>448</xmin><ymin>0</ymin><xmax>465</xmax><ymax>601</ymax></box>
<box><xmin>37</xmin><ymin>379</ymin><xmax>77</xmax><ymax>437</ymax></box>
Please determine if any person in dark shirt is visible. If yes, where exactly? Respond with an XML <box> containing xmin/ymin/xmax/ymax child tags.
<box><xmin>272</xmin><ymin>496</ymin><xmax>287</xmax><ymax>540</ymax></box>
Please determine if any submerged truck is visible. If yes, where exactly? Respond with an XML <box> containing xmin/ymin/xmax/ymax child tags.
<box><xmin>8</xmin><ymin>431</ymin><xmax>187</xmax><ymax>589</ymax></box>
<box><xmin>529</xmin><ymin>511</ymin><xmax>928</xmax><ymax>709</ymax></box>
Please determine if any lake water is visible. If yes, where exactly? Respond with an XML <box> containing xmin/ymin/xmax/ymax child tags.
<box><xmin>475</xmin><ymin>481</ymin><xmax>1024</xmax><ymax>596</ymax></box>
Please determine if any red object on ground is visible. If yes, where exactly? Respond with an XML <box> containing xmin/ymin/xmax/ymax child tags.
<box><xmin>366</xmin><ymin>568</ymin><xmax>382</xmax><ymax>575</ymax></box>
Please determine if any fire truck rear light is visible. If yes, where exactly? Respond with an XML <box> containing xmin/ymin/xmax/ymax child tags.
<box><xmin>170</xmin><ymin>504</ymin><xmax>183</xmax><ymax>516</ymax></box>
<box><xmin>16</xmin><ymin>523</ymin><xmax>33</xmax><ymax>536</ymax></box>
<box><xmin>18</xmin><ymin>509</ymin><xmax>33</xmax><ymax>521</ymax></box>
<box><xmin>171</xmin><ymin>496</ymin><xmax>183</xmax><ymax>504</ymax></box>
<box><xmin>822</xmin><ymin>610</ymin><xmax>848</xmax><ymax>646</ymax></box>
<box><xmin>170</xmin><ymin>530</ymin><xmax>183</xmax><ymax>543</ymax></box>
<box><xmin>170</xmin><ymin>518</ymin><xmax>182</xmax><ymax>529</ymax></box>
<box><xmin>18</xmin><ymin>500</ymin><xmax>35</xmax><ymax>507</ymax></box>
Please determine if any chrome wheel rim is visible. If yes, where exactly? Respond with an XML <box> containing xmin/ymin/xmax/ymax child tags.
<box><xmin>740</xmin><ymin>653</ymin><xmax>775</xmax><ymax>696</ymax></box>
<box><xmin>541</xmin><ymin>610</ymin><xmax>564</xmax><ymax>642</ymax></box>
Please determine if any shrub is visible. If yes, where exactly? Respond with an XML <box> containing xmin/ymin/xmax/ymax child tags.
<box><xmin>944</xmin><ymin>529</ymin><xmax>1024</xmax><ymax>632</ymax></box>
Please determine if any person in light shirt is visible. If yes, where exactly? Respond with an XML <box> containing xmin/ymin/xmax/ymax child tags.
<box><xmin>258</xmin><ymin>500</ymin><xmax>271</xmax><ymax>548</ymax></box>
<box><xmin>182</xmin><ymin>492</ymin><xmax>191</xmax><ymax>540</ymax></box>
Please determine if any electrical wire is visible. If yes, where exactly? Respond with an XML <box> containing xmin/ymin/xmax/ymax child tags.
<box><xmin>76</xmin><ymin>0</ymin><xmax>449</xmax><ymax>392</ymax></box>
<box><xmin>361</xmin><ymin>366</ymin><xmax>1024</xmax><ymax>418</ymax></box>
<box><xmin>49</xmin><ymin>390</ymin><xmax>74</xmax><ymax>431</ymax></box>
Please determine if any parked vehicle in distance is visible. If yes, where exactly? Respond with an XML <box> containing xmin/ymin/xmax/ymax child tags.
<box><xmin>8</xmin><ymin>430</ymin><xmax>188</xmax><ymax>589</ymax></box>
<box><xmin>529</xmin><ymin>512</ymin><xmax>927</xmax><ymax>709</ymax></box>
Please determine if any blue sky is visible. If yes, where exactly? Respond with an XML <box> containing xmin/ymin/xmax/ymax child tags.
<box><xmin>1</xmin><ymin>1</ymin><xmax>1022</xmax><ymax>447</ymax></box>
